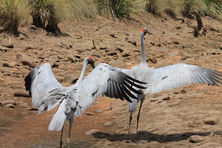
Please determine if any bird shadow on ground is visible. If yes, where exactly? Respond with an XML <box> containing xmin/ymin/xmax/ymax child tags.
<box><xmin>92</xmin><ymin>130</ymin><xmax>215</xmax><ymax>143</ymax></box>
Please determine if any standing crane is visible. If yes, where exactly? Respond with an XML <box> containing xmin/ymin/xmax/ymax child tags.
<box><xmin>119</xmin><ymin>28</ymin><xmax>222</xmax><ymax>133</ymax></box>
<box><xmin>25</xmin><ymin>56</ymin><xmax>146</xmax><ymax>148</ymax></box>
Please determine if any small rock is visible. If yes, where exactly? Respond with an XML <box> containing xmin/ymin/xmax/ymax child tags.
<box><xmin>96</xmin><ymin>109</ymin><xmax>105</xmax><ymax>113</ymax></box>
<box><xmin>127</xmin><ymin>40</ymin><xmax>137</xmax><ymax>46</ymax></box>
<box><xmin>85</xmin><ymin>129</ymin><xmax>99</xmax><ymax>136</ymax></box>
<box><xmin>86</xmin><ymin>112</ymin><xmax>95</xmax><ymax>116</ymax></box>
<box><xmin>27</xmin><ymin>105</ymin><xmax>38</xmax><ymax>111</ymax></box>
<box><xmin>148</xmin><ymin>58</ymin><xmax>157</xmax><ymax>64</ymax></box>
<box><xmin>219</xmin><ymin>45</ymin><xmax>222</xmax><ymax>50</ymax></box>
<box><xmin>104</xmin><ymin>121</ymin><xmax>113</xmax><ymax>126</ymax></box>
<box><xmin>67</xmin><ymin>56</ymin><xmax>77</xmax><ymax>63</ymax></box>
<box><xmin>189</xmin><ymin>135</ymin><xmax>203</xmax><ymax>143</ymax></box>
<box><xmin>24</xmin><ymin>46</ymin><xmax>34</xmax><ymax>50</ymax></box>
<box><xmin>3</xmin><ymin>63</ymin><xmax>10</xmax><ymax>67</ymax></box>
<box><xmin>110</xmin><ymin>34</ymin><xmax>117</xmax><ymax>38</ymax></box>
<box><xmin>100</xmin><ymin>47</ymin><xmax>107</xmax><ymax>50</ymax></box>
<box><xmin>116</xmin><ymin>47</ymin><xmax>124</xmax><ymax>53</ymax></box>
<box><xmin>5</xmin><ymin>104</ymin><xmax>16</xmax><ymax>108</ymax></box>
<box><xmin>0</xmin><ymin>48</ymin><xmax>9</xmax><ymax>53</ymax></box>
<box><xmin>71</xmin><ymin>78</ymin><xmax>79</xmax><ymax>84</ymax></box>
<box><xmin>173</xmin><ymin>41</ymin><xmax>179</xmax><ymax>44</ymax></box>
<box><xmin>75</xmin><ymin>54</ymin><xmax>81</xmax><ymax>59</ymax></box>
<box><xmin>162</xmin><ymin>96</ymin><xmax>170</xmax><ymax>101</ymax></box>
<box><xmin>2</xmin><ymin>100</ymin><xmax>16</xmax><ymax>106</ymax></box>
<box><xmin>3</xmin><ymin>61</ymin><xmax>17</xmax><ymax>68</ymax></box>
<box><xmin>14</xmin><ymin>89</ymin><xmax>30</xmax><ymax>97</ymax></box>
<box><xmin>108</xmin><ymin>52</ymin><xmax>117</xmax><ymax>56</ymax></box>
<box><xmin>52</xmin><ymin>63</ymin><xmax>59</xmax><ymax>68</ymax></box>
<box><xmin>150</xmin><ymin>98</ymin><xmax>158</xmax><ymax>102</ymax></box>
<box><xmin>3</xmin><ymin>44</ymin><xmax>14</xmax><ymax>48</ymax></box>
<box><xmin>181</xmin><ymin>56</ymin><xmax>191</xmax><ymax>61</ymax></box>
<box><xmin>16</xmin><ymin>53</ymin><xmax>35</xmax><ymax>68</ymax></box>
<box><xmin>204</xmin><ymin>117</ymin><xmax>219</xmax><ymax>125</ymax></box>
<box><xmin>180</xmin><ymin>90</ymin><xmax>187</xmax><ymax>94</ymax></box>
<box><xmin>122</xmin><ymin>53</ymin><xmax>130</xmax><ymax>57</ymax></box>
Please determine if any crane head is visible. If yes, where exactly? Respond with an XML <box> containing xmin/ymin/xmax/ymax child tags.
<box><xmin>141</xmin><ymin>28</ymin><xmax>152</xmax><ymax>36</ymax></box>
<box><xmin>88</xmin><ymin>56</ymin><xmax>95</xmax><ymax>69</ymax></box>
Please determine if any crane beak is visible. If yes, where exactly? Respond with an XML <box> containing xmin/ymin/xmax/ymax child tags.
<box><xmin>144</xmin><ymin>30</ymin><xmax>152</xmax><ymax>35</ymax></box>
<box><xmin>90</xmin><ymin>62</ymin><xmax>95</xmax><ymax>69</ymax></box>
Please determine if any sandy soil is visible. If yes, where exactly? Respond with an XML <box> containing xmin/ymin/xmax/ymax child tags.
<box><xmin>0</xmin><ymin>14</ymin><xmax>222</xmax><ymax>148</ymax></box>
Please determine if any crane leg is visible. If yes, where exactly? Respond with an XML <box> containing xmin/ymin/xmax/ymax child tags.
<box><xmin>60</xmin><ymin>125</ymin><xmax>64</xmax><ymax>148</ymax></box>
<box><xmin>128</xmin><ymin>112</ymin><xmax>133</xmax><ymax>134</ymax></box>
<box><xmin>67</xmin><ymin>117</ymin><xmax>74</xmax><ymax>146</ymax></box>
<box><xmin>136</xmin><ymin>95</ymin><xmax>145</xmax><ymax>133</ymax></box>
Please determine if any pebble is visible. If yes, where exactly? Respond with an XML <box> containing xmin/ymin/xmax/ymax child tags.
<box><xmin>16</xmin><ymin>53</ymin><xmax>35</xmax><ymax>68</ymax></box>
<box><xmin>116</xmin><ymin>47</ymin><xmax>124</xmax><ymax>52</ymax></box>
<box><xmin>5</xmin><ymin>104</ymin><xmax>16</xmax><ymax>108</ymax></box>
<box><xmin>2</xmin><ymin>100</ymin><xmax>16</xmax><ymax>106</ymax></box>
<box><xmin>14</xmin><ymin>89</ymin><xmax>30</xmax><ymax>97</ymax></box>
<box><xmin>219</xmin><ymin>45</ymin><xmax>222</xmax><ymax>50</ymax></box>
<box><xmin>189</xmin><ymin>135</ymin><xmax>203</xmax><ymax>143</ymax></box>
<box><xmin>3</xmin><ymin>44</ymin><xmax>14</xmax><ymax>48</ymax></box>
<box><xmin>204</xmin><ymin>117</ymin><xmax>218</xmax><ymax>125</ymax></box>
<box><xmin>85</xmin><ymin>129</ymin><xmax>99</xmax><ymax>135</ymax></box>
<box><xmin>86</xmin><ymin>112</ymin><xmax>95</xmax><ymax>116</ymax></box>
<box><xmin>104</xmin><ymin>121</ymin><xmax>113</xmax><ymax>126</ymax></box>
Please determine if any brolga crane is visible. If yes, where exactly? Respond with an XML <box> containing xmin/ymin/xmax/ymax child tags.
<box><xmin>118</xmin><ymin>28</ymin><xmax>222</xmax><ymax>134</ymax></box>
<box><xmin>25</xmin><ymin>56</ymin><xmax>146</xmax><ymax>148</ymax></box>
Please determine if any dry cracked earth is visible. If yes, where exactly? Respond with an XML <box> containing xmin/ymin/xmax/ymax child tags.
<box><xmin>0</xmin><ymin>15</ymin><xmax>222</xmax><ymax>148</ymax></box>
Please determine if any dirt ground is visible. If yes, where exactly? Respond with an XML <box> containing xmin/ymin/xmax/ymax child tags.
<box><xmin>0</xmin><ymin>14</ymin><xmax>222</xmax><ymax>148</ymax></box>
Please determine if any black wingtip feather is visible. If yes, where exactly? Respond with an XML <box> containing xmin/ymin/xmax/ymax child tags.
<box><xmin>119</xmin><ymin>84</ymin><xmax>132</xmax><ymax>103</ymax></box>
<box><xmin>24</xmin><ymin>69</ymin><xmax>35</xmax><ymax>96</ymax></box>
<box><xmin>125</xmin><ymin>78</ymin><xmax>147</xmax><ymax>89</ymax></box>
<box><xmin>123</xmin><ymin>81</ymin><xmax>143</xmax><ymax>95</ymax></box>
<box><xmin>126</xmin><ymin>76</ymin><xmax>147</xmax><ymax>84</ymax></box>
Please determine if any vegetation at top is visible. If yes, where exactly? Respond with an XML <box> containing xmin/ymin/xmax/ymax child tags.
<box><xmin>0</xmin><ymin>0</ymin><xmax>221</xmax><ymax>36</ymax></box>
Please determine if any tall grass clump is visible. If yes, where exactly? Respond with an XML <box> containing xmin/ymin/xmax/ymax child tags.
<box><xmin>0</xmin><ymin>0</ymin><xmax>30</xmax><ymax>36</ymax></box>
<box><xmin>145</xmin><ymin>0</ymin><xmax>222</xmax><ymax>17</ymax></box>
<box><xmin>71</xmin><ymin>0</ymin><xmax>97</xmax><ymax>19</ymax></box>
<box><xmin>30</xmin><ymin>0</ymin><xmax>72</xmax><ymax>35</ymax></box>
<box><xmin>205</xmin><ymin>0</ymin><xmax>222</xmax><ymax>15</ymax></box>
<box><xmin>95</xmin><ymin>0</ymin><xmax>136</xmax><ymax>20</ymax></box>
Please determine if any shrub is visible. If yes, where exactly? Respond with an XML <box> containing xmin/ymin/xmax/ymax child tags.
<box><xmin>71</xmin><ymin>0</ymin><xmax>97</xmax><ymax>19</ymax></box>
<box><xmin>145</xmin><ymin>0</ymin><xmax>222</xmax><ymax>17</ymax></box>
<box><xmin>95</xmin><ymin>0</ymin><xmax>135</xmax><ymax>20</ymax></box>
<box><xmin>30</xmin><ymin>0</ymin><xmax>72</xmax><ymax>35</ymax></box>
<box><xmin>205</xmin><ymin>0</ymin><xmax>222</xmax><ymax>15</ymax></box>
<box><xmin>0</xmin><ymin>0</ymin><xmax>30</xmax><ymax>36</ymax></box>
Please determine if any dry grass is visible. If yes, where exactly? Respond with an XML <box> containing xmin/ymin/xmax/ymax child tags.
<box><xmin>145</xmin><ymin>0</ymin><xmax>222</xmax><ymax>17</ymax></box>
<box><xmin>0</xmin><ymin>0</ymin><xmax>31</xmax><ymax>35</ymax></box>
<box><xmin>70</xmin><ymin>0</ymin><xmax>97</xmax><ymax>19</ymax></box>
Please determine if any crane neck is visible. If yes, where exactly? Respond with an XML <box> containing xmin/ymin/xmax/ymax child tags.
<box><xmin>140</xmin><ymin>31</ymin><xmax>147</xmax><ymax>64</ymax></box>
<box><xmin>76</xmin><ymin>58</ymin><xmax>88</xmax><ymax>85</ymax></box>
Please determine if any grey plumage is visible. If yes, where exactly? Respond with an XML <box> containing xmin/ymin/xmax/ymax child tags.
<box><xmin>24</xmin><ymin>57</ymin><xmax>146</xmax><ymax>148</ymax></box>
<box><xmin>118</xmin><ymin>28</ymin><xmax>222</xmax><ymax>134</ymax></box>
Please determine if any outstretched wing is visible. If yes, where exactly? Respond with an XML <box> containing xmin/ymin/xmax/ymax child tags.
<box><xmin>147</xmin><ymin>63</ymin><xmax>222</xmax><ymax>93</ymax></box>
<box><xmin>75</xmin><ymin>63</ymin><xmax>146</xmax><ymax>116</ymax></box>
<box><xmin>24</xmin><ymin>63</ymin><xmax>63</xmax><ymax>112</ymax></box>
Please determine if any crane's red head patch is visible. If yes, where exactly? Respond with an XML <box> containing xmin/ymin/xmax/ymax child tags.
<box><xmin>141</xmin><ymin>28</ymin><xmax>145</xmax><ymax>32</ymax></box>
<box><xmin>88</xmin><ymin>56</ymin><xmax>93</xmax><ymax>60</ymax></box>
